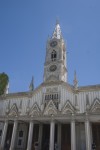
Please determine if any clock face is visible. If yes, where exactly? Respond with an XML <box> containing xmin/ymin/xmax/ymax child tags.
<box><xmin>50</xmin><ymin>41</ymin><xmax>57</xmax><ymax>47</ymax></box>
<box><xmin>49</xmin><ymin>65</ymin><xmax>57</xmax><ymax>72</ymax></box>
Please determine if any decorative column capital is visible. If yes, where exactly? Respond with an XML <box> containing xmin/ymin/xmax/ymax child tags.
<box><xmin>85</xmin><ymin>112</ymin><xmax>90</xmax><ymax>122</ymax></box>
<box><xmin>71</xmin><ymin>113</ymin><xmax>75</xmax><ymax>122</ymax></box>
<box><xmin>29</xmin><ymin>120</ymin><xmax>34</xmax><ymax>123</ymax></box>
<box><xmin>14</xmin><ymin>119</ymin><xmax>18</xmax><ymax>123</ymax></box>
<box><xmin>4</xmin><ymin>119</ymin><xmax>8</xmax><ymax>123</ymax></box>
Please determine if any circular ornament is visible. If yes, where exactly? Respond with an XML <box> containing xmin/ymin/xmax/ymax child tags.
<box><xmin>49</xmin><ymin>65</ymin><xmax>57</xmax><ymax>72</ymax></box>
<box><xmin>50</xmin><ymin>41</ymin><xmax>57</xmax><ymax>47</ymax></box>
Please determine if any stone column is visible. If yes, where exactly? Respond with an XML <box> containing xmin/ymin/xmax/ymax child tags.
<box><xmin>85</xmin><ymin>118</ymin><xmax>91</xmax><ymax>150</ymax></box>
<box><xmin>49</xmin><ymin>121</ymin><xmax>55</xmax><ymax>150</ymax></box>
<box><xmin>9</xmin><ymin>120</ymin><xmax>18</xmax><ymax>150</ymax></box>
<box><xmin>38</xmin><ymin>124</ymin><xmax>43</xmax><ymax>150</ymax></box>
<box><xmin>27</xmin><ymin>121</ymin><xmax>34</xmax><ymax>150</ymax></box>
<box><xmin>90</xmin><ymin>122</ymin><xmax>93</xmax><ymax>146</ymax></box>
<box><xmin>71</xmin><ymin>118</ymin><xmax>76</xmax><ymax>150</ymax></box>
<box><xmin>0</xmin><ymin>120</ymin><xmax>8</xmax><ymax>150</ymax></box>
<box><xmin>57</xmin><ymin>124</ymin><xmax>61</xmax><ymax>150</ymax></box>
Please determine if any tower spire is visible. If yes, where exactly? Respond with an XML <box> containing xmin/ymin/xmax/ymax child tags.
<box><xmin>44</xmin><ymin>22</ymin><xmax>67</xmax><ymax>82</ymax></box>
<box><xmin>52</xmin><ymin>21</ymin><xmax>62</xmax><ymax>39</ymax></box>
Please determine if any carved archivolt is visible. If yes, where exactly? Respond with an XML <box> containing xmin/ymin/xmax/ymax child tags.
<box><xmin>43</xmin><ymin>100</ymin><xmax>57</xmax><ymax>116</ymax></box>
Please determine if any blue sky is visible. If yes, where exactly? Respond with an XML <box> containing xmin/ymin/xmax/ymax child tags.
<box><xmin>0</xmin><ymin>0</ymin><xmax>100</xmax><ymax>92</ymax></box>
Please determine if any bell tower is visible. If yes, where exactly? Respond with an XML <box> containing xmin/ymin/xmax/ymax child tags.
<box><xmin>44</xmin><ymin>22</ymin><xmax>67</xmax><ymax>82</ymax></box>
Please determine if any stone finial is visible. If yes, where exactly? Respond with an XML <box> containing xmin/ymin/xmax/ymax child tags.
<box><xmin>29</xmin><ymin>76</ymin><xmax>34</xmax><ymax>91</ymax></box>
<box><xmin>73</xmin><ymin>70</ymin><xmax>78</xmax><ymax>89</ymax></box>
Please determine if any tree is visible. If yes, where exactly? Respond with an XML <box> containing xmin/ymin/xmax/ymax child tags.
<box><xmin>0</xmin><ymin>73</ymin><xmax>9</xmax><ymax>95</ymax></box>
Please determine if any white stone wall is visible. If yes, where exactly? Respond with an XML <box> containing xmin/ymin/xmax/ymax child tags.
<box><xmin>0</xmin><ymin>85</ymin><xmax>100</xmax><ymax>116</ymax></box>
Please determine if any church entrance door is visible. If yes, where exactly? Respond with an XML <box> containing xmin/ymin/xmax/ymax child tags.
<box><xmin>61</xmin><ymin>124</ymin><xmax>71</xmax><ymax>150</ymax></box>
<box><xmin>42</xmin><ymin>124</ymin><xmax>50</xmax><ymax>150</ymax></box>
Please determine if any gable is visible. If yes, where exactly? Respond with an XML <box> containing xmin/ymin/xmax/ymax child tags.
<box><xmin>61</xmin><ymin>100</ymin><xmax>75</xmax><ymax>115</ymax></box>
<box><xmin>43</xmin><ymin>100</ymin><xmax>57</xmax><ymax>116</ymax></box>
<box><xmin>89</xmin><ymin>98</ymin><xmax>100</xmax><ymax>113</ymax></box>
<box><xmin>8</xmin><ymin>103</ymin><xmax>18</xmax><ymax>116</ymax></box>
<box><xmin>29</xmin><ymin>103</ymin><xmax>41</xmax><ymax>117</ymax></box>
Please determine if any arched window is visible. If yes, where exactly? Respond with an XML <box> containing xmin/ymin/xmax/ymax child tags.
<box><xmin>51</xmin><ymin>50</ymin><xmax>57</xmax><ymax>61</ymax></box>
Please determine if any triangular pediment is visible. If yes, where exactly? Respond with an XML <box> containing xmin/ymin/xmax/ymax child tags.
<box><xmin>43</xmin><ymin>100</ymin><xmax>57</xmax><ymax>116</ymax></box>
<box><xmin>29</xmin><ymin>103</ymin><xmax>41</xmax><ymax>116</ymax></box>
<box><xmin>90</xmin><ymin>98</ymin><xmax>100</xmax><ymax>113</ymax></box>
<box><xmin>8</xmin><ymin>103</ymin><xmax>18</xmax><ymax>116</ymax></box>
<box><xmin>62</xmin><ymin>100</ymin><xmax>75</xmax><ymax>114</ymax></box>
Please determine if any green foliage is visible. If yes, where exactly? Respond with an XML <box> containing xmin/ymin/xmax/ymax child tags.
<box><xmin>0</xmin><ymin>73</ymin><xmax>9</xmax><ymax>95</ymax></box>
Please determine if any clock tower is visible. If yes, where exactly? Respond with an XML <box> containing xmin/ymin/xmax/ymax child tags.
<box><xmin>44</xmin><ymin>22</ymin><xmax>67</xmax><ymax>82</ymax></box>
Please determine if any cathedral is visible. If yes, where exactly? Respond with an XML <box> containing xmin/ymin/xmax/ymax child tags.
<box><xmin>0</xmin><ymin>22</ymin><xmax>100</xmax><ymax>150</ymax></box>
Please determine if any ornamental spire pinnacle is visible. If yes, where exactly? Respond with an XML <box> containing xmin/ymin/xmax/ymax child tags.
<box><xmin>52</xmin><ymin>21</ymin><xmax>63</xmax><ymax>39</ymax></box>
<box><xmin>73</xmin><ymin>70</ymin><xmax>78</xmax><ymax>89</ymax></box>
<box><xmin>29</xmin><ymin>76</ymin><xmax>34</xmax><ymax>91</ymax></box>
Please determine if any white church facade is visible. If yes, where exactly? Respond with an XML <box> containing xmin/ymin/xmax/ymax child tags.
<box><xmin>0</xmin><ymin>22</ymin><xmax>100</xmax><ymax>150</ymax></box>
